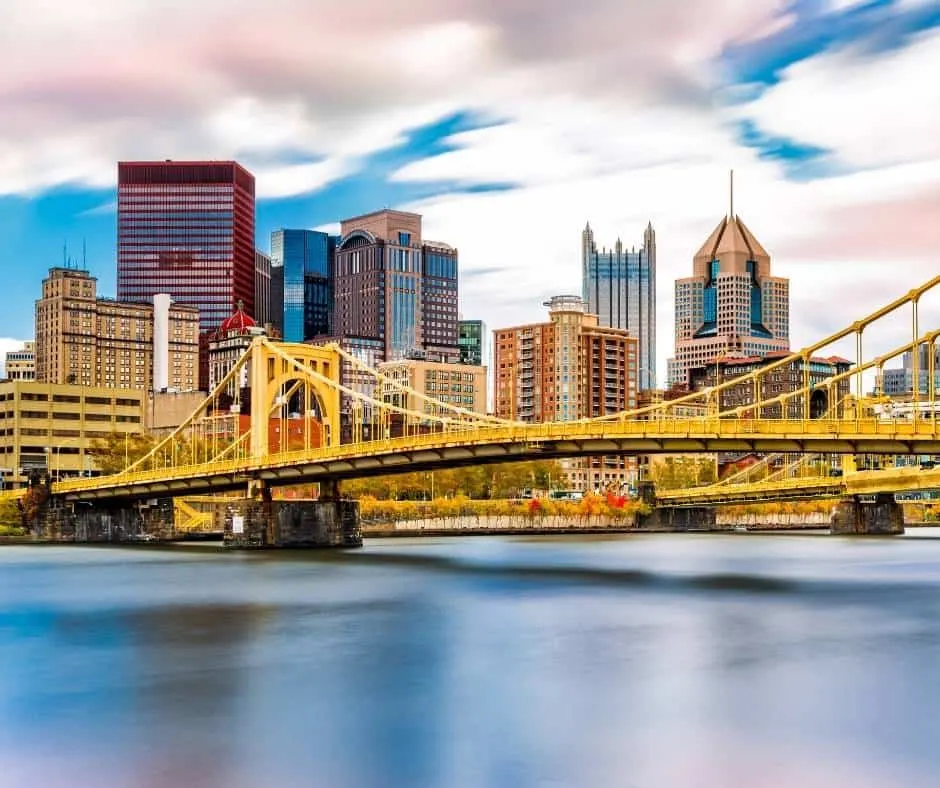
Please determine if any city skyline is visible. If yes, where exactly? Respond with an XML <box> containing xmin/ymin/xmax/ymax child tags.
<box><xmin>0</xmin><ymin>1</ymin><xmax>938</xmax><ymax>378</ymax></box>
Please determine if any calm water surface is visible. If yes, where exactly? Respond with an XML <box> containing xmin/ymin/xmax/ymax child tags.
<box><xmin>2</xmin><ymin>532</ymin><xmax>940</xmax><ymax>787</ymax></box>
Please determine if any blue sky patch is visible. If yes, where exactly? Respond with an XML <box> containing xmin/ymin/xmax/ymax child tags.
<box><xmin>720</xmin><ymin>0</ymin><xmax>940</xmax><ymax>94</ymax></box>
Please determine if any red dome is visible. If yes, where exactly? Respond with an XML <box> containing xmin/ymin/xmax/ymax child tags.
<box><xmin>219</xmin><ymin>302</ymin><xmax>256</xmax><ymax>334</ymax></box>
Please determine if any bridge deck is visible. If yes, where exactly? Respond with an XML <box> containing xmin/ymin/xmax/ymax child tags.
<box><xmin>44</xmin><ymin>417</ymin><xmax>940</xmax><ymax>502</ymax></box>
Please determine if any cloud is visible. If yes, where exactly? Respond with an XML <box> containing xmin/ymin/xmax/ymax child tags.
<box><xmin>1</xmin><ymin>0</ymin><xmax>938</xmax><ymax>387</ymax></box>
<box><xmin>741</xmin><ymin>30</ymin><xmax>940</xmax><ymax>171</ymax></box>
<box><xmin>0</xmin><ymin>0</ymin><xmax>787</xmax><ymax>196</ymax></box>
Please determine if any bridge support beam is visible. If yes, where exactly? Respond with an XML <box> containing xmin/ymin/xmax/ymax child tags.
<box><xmin>223</xmin><ymin>498</ymin><xmax>361</xmax><ymax>549</ymax></box>
<box><xmin>830</xmin><ymin>494</ymin><xmax>904</xmax><ymax>536</ymax></box>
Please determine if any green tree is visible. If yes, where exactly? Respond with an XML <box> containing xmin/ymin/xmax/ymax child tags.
<box><xmin>88</xmin><ymin>432</ymin><xmax>157</xmax><ymax>475</ymax></box>
<box><xmin>338</xmin><ymin>460</ymin><xmax>566</xmax><ymax>500</ymax></box>
<box><xmin>651</xmin><ymin>456</ymin><xmax>717</xmax><ymax>490</ymax></box>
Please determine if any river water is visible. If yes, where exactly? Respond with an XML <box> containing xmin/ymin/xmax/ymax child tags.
<box><xmin>2</xmin><ymin>532</ymin><xmax>940</xmax><ymax>787</ymax></box>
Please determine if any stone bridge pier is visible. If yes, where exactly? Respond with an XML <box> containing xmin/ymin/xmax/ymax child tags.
<box><xmin>635</xmin><ymin>481</ymin><xmax>718</xmax><ymax>531</ymax></box>
<box><xmin>830</xmin><ymin>494</ymin><xmax>905</xmax><ymax>536</ymax></box>
<box><xmin>38</xmin><ymin>496</ymin><xmax>175</xmax><ymax>542</ymax></box>
<box><xmin>222</xmin><ymin>480</ymin><xmax>361</xmax><ymax>549</ymax></box>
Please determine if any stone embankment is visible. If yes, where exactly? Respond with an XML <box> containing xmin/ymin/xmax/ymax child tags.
<box><xmin>362</xmin><ymin>514</ymin><xmax>634</xmax><ymax>537</ymax></box>
<box><xmin>361</xmin><ymin>511</ymin><xmax>834</xmax><ymax>537</ymax></box>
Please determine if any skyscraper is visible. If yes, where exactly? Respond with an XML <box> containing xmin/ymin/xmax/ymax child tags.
<box><xmin>117</xmin><ymin>161</ymin><xmax>256</xmax><ymax>332</ymax></box>
<box><xmin>254</xmin><ymin>250</ymin><xmax>272</xmax><ymax>327</ymax></box>
<box><xmin>270</xmin><ymin>229</ymin><xmax>334</xmax><ymax>342</ymax></box>
<box><xmin>332</xmin><ymin>209</ymin><xmax>458</xmax><ymax>362</ymax></box>
<box><xmin>668</xmin><ymin>210</ymin><xmax>789</xmax><ymax>388</ymax></box>
<box><xmin>582</xmin><ymin>222</ymin><xmax>656</xmax><ymax>390</ymax></box>
<box><xmin>493</xmin><ymin>295</ymin><xmax>638</xmax><ymax>490</ymax></box>
<box><xmin>458</xmin><ymin>319</ymin><xmax>486</xmax><ymax>366</ymax></box>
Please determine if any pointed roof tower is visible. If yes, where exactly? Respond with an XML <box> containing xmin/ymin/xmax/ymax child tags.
<box><xmin>692</xmin><ymin>173</ymin><xmax>771</xmax><ymax>276</ymax></box>
<box><xmin>735</xmin><ymin>216</ymin><xmax>770</xmax><ymax>259</ymax></box>
<box><xmin>693</xmin><ymin>217</ymin><xmax>728</xmax><ymax>273</ymax></box>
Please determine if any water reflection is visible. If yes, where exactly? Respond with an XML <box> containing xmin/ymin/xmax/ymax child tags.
<box><xmin>1</xmin><ymin>535</ymin><xmax>939</xmax><ymax>787</ymax></box>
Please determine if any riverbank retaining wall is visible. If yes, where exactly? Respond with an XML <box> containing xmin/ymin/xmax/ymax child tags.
<box><xmin>363</xmin><ymin>510</ymin><xmax>837</xmax><ymax>536</ymax></box>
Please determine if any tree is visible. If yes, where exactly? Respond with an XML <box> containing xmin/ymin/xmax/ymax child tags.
<box><xmin>651</xmin><ymin>456</ymin><xmax>717</xmax><ymax>490</ymax></box>
<box><xmin>338</xmin><ymin>460</ymin><xmax>566</xmax><ymax>500</ymax></box>
<box><xmin>88</xmin><ymin>432</ymin><xmax>157</xmax><ymax>475</ymax></box>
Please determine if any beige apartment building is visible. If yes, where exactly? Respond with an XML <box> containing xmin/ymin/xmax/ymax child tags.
<box><xmin>378</xmin><ymin>358</ymin><xmax>487</xmax><ymax>416</ymax></box>
<box><xmin>35</xmin><ymin>267</ymin><xmax>199</xmax><ymax>392</ymax></box>
<box><xmin>494</xmin><ymin>295</ymin><xmax>638</xmax><ymax>492</ymax></box>
<box><xmin>4</xmin><ymin>341</ymin><xmax>35</xmax><ymax>381</ymax></box>
<box><xmin>0</xmin><ymin>381</ymin><xmax>144</xmax><ymax>488</ymax></box>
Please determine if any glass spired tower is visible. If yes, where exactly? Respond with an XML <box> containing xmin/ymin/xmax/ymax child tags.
<box><xmin>582</xmin><ymin>222</ymin><xmax>656</xmax><ymax>390</ymax></box>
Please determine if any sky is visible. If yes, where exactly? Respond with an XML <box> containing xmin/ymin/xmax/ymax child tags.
<box><xmin>1</xmin><ymin>0</ymin><xmax>938</xmax><ymax>381</ymax></box>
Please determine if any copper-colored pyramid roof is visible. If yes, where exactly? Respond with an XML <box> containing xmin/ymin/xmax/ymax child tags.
<box><xmin>735</xmin><ymin>216</ymin><xmax>770</xmax><ymax>259</ymax></box>
<box><xmin>715</xmin><ymin>215</ymin><xmax>754</xmax><ymax>257</ymax></box>
<box><xmin>694</xmin><ymin>215</ymin><xmax>769</xmax><ymax>260</ymax></box>
<box><xmin>694</xmin><ymin>217</ymin><xmax>728</xmax><ymax>260</ymax></box>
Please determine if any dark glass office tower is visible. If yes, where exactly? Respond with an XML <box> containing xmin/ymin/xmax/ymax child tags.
<box><xmin>270</xmin><ymin>229</ymin><xmax>334</xmax><ymax>342</ymax></box>
<box><xmin>458</xmin><ymin>319</ymin><xmax>486</xmax><ymax>366</ymax></box>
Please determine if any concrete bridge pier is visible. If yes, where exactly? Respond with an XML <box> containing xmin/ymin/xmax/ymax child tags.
<box><xmin>638</xmin><ymin>506</ymin><xmax>718</xmax><ymax>531</ymax></box>
<box><xmin>830</xmin><ymin>494</ymin><xmax>905</xmax><ymax>536</ymax></box>
<box><xmin>39</xmin><ymin>497</ymin><xmax>174</xmax><ymax>542</ymax></box>
<box><xmin>635</xmin><ymin>481</ymin><xmax>718</xmax><ymax>531</ymax></box>
<box><xmin>223</xmin><ymin>482</ymin><xmax>362</xmax><ymax>549</ymax></box>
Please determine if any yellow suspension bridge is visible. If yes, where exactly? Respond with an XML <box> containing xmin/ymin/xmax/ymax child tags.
<box><xmin>6</xmin><ymin>276</ymin><xmax>940</xmax><ymax>513</ymax></box>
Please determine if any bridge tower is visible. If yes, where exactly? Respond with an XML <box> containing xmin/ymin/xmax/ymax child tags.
<box><xmin>247</xmin><ymin>338</ymin><xmax>342</xmax><ymax>460</ymax></box>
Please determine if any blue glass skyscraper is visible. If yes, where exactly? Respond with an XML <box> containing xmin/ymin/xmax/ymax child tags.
<box><xmin>270</xmin><ymin>229</ymin><xmax>335</xmax><ymax>342</ymax></box>
<box><xmin>582</xmin><ymin>222</ymin><xmax>656</xmax><ymax>390</ymax></box>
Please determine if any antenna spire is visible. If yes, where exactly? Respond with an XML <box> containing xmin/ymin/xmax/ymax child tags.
<box><xmin>730</xmin><ymin>169</ymin><xmax>734</xmax><ymax>217</ymax></box>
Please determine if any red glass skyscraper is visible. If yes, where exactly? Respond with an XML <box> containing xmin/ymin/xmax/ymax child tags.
<box><xmin>117</xmin><ymin>161</ymin><xmax>256</xmax><ymax>333</ymax></box>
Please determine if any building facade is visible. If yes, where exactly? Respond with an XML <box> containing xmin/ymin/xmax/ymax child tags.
<box><xmin>208</xmin><ymin>303</ymin><xmax>267</xmax><ymax>396</ymax></box>
<box><xmin>117</xmin><ymin>160</ymin><xmax>256</xmax><ymax>332</ymax></box>
<box><xmin>458</xmin><ymin>319</ymin><xmax>486</xmax><ymax>367</ymax></box>
<box><xmin>4</xmin><ymin>342</ymin><xmax>35</xmax><ymax>381</ymax></box>
<box><xmin>270</xmin><ymin>229</ymin><xmax>334</xmax><ymax>342</ymax></box>
<box><xmin>332</xmin><ymin>209</ymin><xmax>459</xmax><ymax>363</ymax></box>
<box><xmin>687</xmin><ymin>353</ymin><xmax>851</xmax><ymax>418</ymax></box>
<box><xmin>254</xmin><ymin>250</ymin><xmax>272</xmax><ymax>327</ymax></box>
<box><xmin>0</xmin><ymin>381</ymin><xmax>144</xmax><ymax>488</ymax></box>
<box><xmin>880</xmin><ymin>345</ymin><xmax>940</xmax><ymax>395</ymax></box>
<box><xmin>494</xmin><ymin>296</ymin><xmax>638</xmax><ymax>490</ymax></box>
<box><xmin>881</xmin><ymin>368</ymin><xmax>940</xmax><ymax>396</ymax></box>
<box><xmin>668</xmin><ymin>213</ymin><xmax>789</xmax><ymax>388</ymax></box>
<box><xmin>35</xmin><ymin>267</ymin><xmax>199</xmax><ymax>392</ymax></box>
<box><xmin>378</xmin><ymin>359</ymin><xmax>487</xmax><ymax>417</ymax></box>
<box><xmin>582</xmin><ymin>221</ymin><xmax>656</xmax><ymax>389</ymax></box>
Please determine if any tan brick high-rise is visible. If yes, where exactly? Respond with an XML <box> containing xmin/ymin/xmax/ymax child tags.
<box><xmin>35</xmin><ymin>267</ymin><xmax>199</xmax><ymax>391</ymax></box>
<box><xmin>667</xmin><ymin>213</ymin><xmax>789</xmax><ymax>388</ymax></box>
